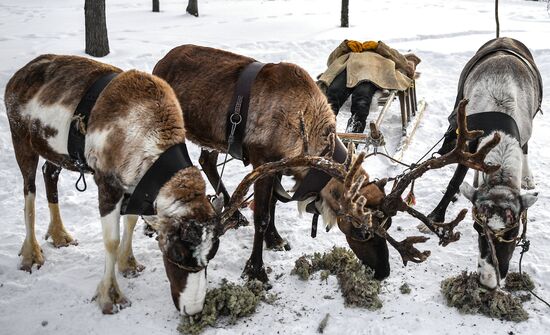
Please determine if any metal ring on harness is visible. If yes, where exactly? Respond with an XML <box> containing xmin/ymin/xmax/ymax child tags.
<box><xmin>230</xmin><ymin>113</ymin><xmax>243</xmax><ymax>125</ymax></box>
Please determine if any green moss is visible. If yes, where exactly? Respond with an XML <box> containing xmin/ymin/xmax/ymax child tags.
<box><xmin>291</xmin><ymin>255</ymin><xmax>313</xmax><ymax>280</ymax></box>
<box><xmin>291</xmin><ymin>246</ymin><xmax>382</xmax><ymax>310</ymax></box>
<box><xmin>178</xmin><ymin>279</ymin><xmax>265</xmax><ymax>335</ymax></box>
<box><xmin>441</xmin><ymin>271</ymin><xmax>528</xmax><ymax>322</ymax></box>
<box><xmin>320</xmin><ymin>270</ymin><xmax>330</xmax><ymax>283</ymax></box>
<box><xmin>505</xmin><ymin>272</ymin><xmax>535</xmax><ymax>292</ymax></box>
<box><xmin>400</xmin><ymin>283</ymin><xmax>411</xmax><ymax>294</ymax></box>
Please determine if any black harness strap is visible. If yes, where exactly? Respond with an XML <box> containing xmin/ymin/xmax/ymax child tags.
<box><xmin>272</xmin><ymin>137</ymin><xmax>348</xmax><ymax>204</ymax></box>
<box><xmin>444</xmin><ymin>112</ymin><xmax>520</xmax><ymax>193</ymax></box>
<box><xmin>68</xmin><ymin>72</ymin><xmax>119</xmax><ymax>173</ymax></box>
<box><xmin>226</xmin><ymin>62</ymin><xmax>266</xmax><ymax>165</ymax></box>
<box><xmin>466</xmin><ymin>112</ymin><xmax>521</xmax><ymax>144</ymax></box>
<box><xmin>120</xmin><ymin>143</ymin><xmax>193</xmax><ymax>216</ymax></box>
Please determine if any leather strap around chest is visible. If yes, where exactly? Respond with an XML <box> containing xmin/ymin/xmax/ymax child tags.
<box><xmin>68</xmin><ymin>72</ymin><xmax>118</xmax><ymax>172</ymax></box>
<box><xmin>120</xmin><ymin>143</ymin><xmax>193</xmax><ymax>216</ymax></box>
<box><xmin>226</xmin><ymin>61</ymin><xmax>266</xmax><ymax>165</ymax></box>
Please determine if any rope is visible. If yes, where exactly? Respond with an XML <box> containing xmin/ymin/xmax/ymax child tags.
<box><xmin>414</xmin><ymin>135</ymin><xmax>444</xmax><ymax>165</ymax></box>
<box><xmin>75</xmin><ymin>172</ymin><xmax>87</xmax><ymax>192</ymax></box>
<box><xmin>495</xmin><ymin>0</ymin><xmax>500</xmax><ymax>38</ymax></box>
<box><xmin>518</xmin><ymin>239</ymin><xmax>550</xmax><ymax>308</ymax></box>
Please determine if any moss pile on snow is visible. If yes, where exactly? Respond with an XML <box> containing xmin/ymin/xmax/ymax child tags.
<box><xmin>440</xmin><ymin>271</ymin><xmax>528</xmax><ymax>322</ymax></box>
<box><xmin>505</xmin><ymin>272</ymin><xmax>535</xmax><ymax>292</ymax></box>
<box><xmin>291</xmin><ymin>246</ymin><xmax>382</xmax><ymax>310</ymax></box>
<box><xmin>178</xmin><ymin>279</ymin><xmax>265</xmax><ymax>335</ymax></box>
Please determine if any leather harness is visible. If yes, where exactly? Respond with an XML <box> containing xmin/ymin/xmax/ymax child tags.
<box><xmin>226</xmin><ymin>62</ymin><xmax>266</xmax><ymax>165</ymax></box>
<box><xmin>225</xmin><ymin>62</ymin><xmax>348</xmax><ymax>236</ymax></box>
<box><xmin>120</xmin><ymin>143</ymin><xmax>193</xmax><ymax>215</ymax></box>
<box><xmin>67</xmin><ymin>72</ymin><xmax>194</xmax><ymax>216</ymax></box>
<box><xmin>68</xmin><ymin>72</ymin><xmax>118</xmax><ymax>174</ymax></box>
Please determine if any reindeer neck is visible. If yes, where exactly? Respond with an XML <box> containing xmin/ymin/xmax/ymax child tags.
<box><xmin>480</xmin><ymin>131</ymin><xmax>522</xmax><ymax>190</ymax></box>
<box><xmin>155</xmin><ymin>167</ymin><xmax>213</xmax><ymax>220</ymax></box>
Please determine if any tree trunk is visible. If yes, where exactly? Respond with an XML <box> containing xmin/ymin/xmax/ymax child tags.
<box><xmin>186</xmin><ymin>0</ymin><xmax>199</xmax><ymax>17</ymax></box>
<box><xmin>85</xmin><ymin>0</ymin><xmax>109</xmax><ymax>57</ymax></box>
<box><xmin>153</xmin><ymin>0</ymin><xmax>160</xmax><ymax>12</ymax></box>
<box><xmin>341</xmin><ymin>0</ymin><xmax>349</xmax><ymax>27</ymax></box>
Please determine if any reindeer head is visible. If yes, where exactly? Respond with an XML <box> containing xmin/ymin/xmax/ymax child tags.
<box><xmin>314</xmin><ymin>144</ymin><xmax>391</xmax><ymax>279</ymax></box>
<box><xmin>460</xmin><ymin>182</ymin><xmax>537</xmax><ymax>289</ymax></box>
<box><xmin>150</xmin><ymin>167</ymin><xmax>222</xmax><ymax>316</ymax></box>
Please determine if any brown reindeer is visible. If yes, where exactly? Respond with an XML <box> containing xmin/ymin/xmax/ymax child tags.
<box><xmin>5</xmin><ymin>54</ymin><xmax>220</xmax><ymax>315</ymax></box>
<box><xmin>153</xmin><ymin>45</ymin><xmax>500</xmax><ymax>284</ymax></box>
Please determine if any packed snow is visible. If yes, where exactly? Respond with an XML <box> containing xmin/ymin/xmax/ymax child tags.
<box><xmin>0</xmin><ymin>0</ymin><xmax>549</xmax><ymax>334</ymax></box>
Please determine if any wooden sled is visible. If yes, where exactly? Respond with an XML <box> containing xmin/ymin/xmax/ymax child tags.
<box><xmin>337</xmin><ymin>79</ymin><xmax>427</xmax><ymax>161</ymax></box>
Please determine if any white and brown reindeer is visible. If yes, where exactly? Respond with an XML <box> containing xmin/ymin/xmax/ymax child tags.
<box><xmin>5</xmin><ymin>54</ymin><xmax>221</xmax><ymax>315</ymax></box>
<box><xmin>153</xmin><ymin>45</ymin><xmax>501</xmax><ymax>286</ymax></box>
<box><xmin>429</xmin><ymin>37</ymin><xmax>542</xmax><ymax>289</ymax></box>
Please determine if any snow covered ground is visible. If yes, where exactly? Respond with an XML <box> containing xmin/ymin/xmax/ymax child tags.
<box><xmin>1</xmin><ymin>0</ymin><xmax>549</xmax><ymax>334</ymax></box>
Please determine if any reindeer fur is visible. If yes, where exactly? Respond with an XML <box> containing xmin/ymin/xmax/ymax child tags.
<box><xmin>153</xmin><ymin>45</ymin><xmax>389</xmax><ymax>282</ymax></box>
<box><xmin>5</xmin><ymin>54</ymin><xmax>218</xmax><ymax>315</ymax></box>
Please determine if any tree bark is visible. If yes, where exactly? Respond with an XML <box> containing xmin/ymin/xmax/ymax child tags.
<box><xmin>85</xmin><ymin>0</ymin><xmax>109</xmax><ymax>57</ymax></box>
<box><xmin>341</xmin><ymin>0</ymin><xmax>349</xmax><ymax>27</ymax></box>
<box><xmin>153</xmin><ymin>0</ymin><xmax>160</xmax><ymax>12</ymax></box>
<box><xmin>186</xmin><ymin>0</ymin><xmax>199</xmax><ymax>17</ymax></box>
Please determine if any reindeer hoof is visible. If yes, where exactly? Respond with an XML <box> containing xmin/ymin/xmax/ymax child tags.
<box><xmin>241</xmin><ymin>260</ymin><xmax>270</xmax><ymax>286</ymax></box>
<box><xmin>265</xmin><ymin>235</ymin><xmax>291</xmax><ymax>251</ymax></box>
<box><xmin>416</xmin><ymin>223</ymin><xmax>433</xmax><ymax>235</ymax></box>
<box><xmin>521</xmin><ymin>176</ymin><xmax>535</xmax><ymax>190</ymax></box>
<box><xmin>94</xmin><ymin>281</ymin><xmax>131</xmax><ymax>314</ymax></box>
<box><xmin>18</xmin><ymin>240</ymin><xmax>45</xmax><ymax>272</ymax></box>
<box><xmin>46</xmin><ymin>230</ymin><xmax>78</xmax><ymax>248</ymax></box>
<box><xmin>118</xmin><ymin>256</ymin><xmax>145</xmax><ymax>278</ymax></box>
<box><xmin>228</xmin><ymin>210</ymin><xmax>249</xmax><ymax>228</ymax></box>
<box><xmin>427</xmin><ymin>211</ymin><xmax>445</xmax><ymax>224</ymax></box>
<box><xmin>143</xmin><ymin>223</ymin><xmax>158</xmax><ymax>238</ymax></box>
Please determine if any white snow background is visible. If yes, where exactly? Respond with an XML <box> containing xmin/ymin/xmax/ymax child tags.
<box><xmin>0</xmin><ymin>0</ymin><xmax>549</xmax><ymax>334</ymax></box>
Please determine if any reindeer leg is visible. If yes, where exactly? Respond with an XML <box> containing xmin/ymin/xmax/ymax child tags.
<box><xmin>93</xmin><ymin>174</ymin><xmax>130</xmax><ymax>314</ymax></box>
<box><xmin>43</xmin><ymin>162</ymin><xmax>77</xmax><ymax>247</ymax></box>
<box><xmin>242</xmin><ymin>176</ymin><xmax>273</xmax><ymax>286</ymax></box>
<box><xmin>264</xmin><ymin>181</ymin><xmax>290</xmax><ymax>251</ymax></box>
<box><xmin>117</xmin><ymin>215</ymin><xmax>145</xmax><ymax>278</ymax></box>
<box><xmin>199</xmin><ymin>149</ymin><xmax>248</xmax><ymax>227</ymax></box>
<box><xmin>521</xmin><ymin>143</ymin><xmax>535</xmax><ymax>190</ymax></box>
<box><xmin>425</xmin><ymin>163</ymin><xmax>469</xmax><ymax>228</ymax></box>
<box><xmin>13</xmin><ymin>137</ymin><xmax>44</xmax><ymax>272</ymax></box>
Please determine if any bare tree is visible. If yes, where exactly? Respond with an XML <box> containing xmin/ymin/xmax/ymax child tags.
<box><xmin>85</xmin><ymin>0</ymin><xmax>109</xmax><ymax>57</ymax></box>
<box><xmin>187</xmin><ymin>0</ymin><xmax>198</xmax><ymax>17</ymax></box>
<box><xmin>341</xmin><ymin>0</ymin><xmax>349</xmax><ymax>27</ymax></box>
<box><xmin>153</xmin><ymin>0</ymin><xmax>160</xmax><ymax>12</ymax></box>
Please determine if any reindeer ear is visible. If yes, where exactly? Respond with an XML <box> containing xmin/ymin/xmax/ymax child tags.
<box><xmin>459</xmin><ymin>182</ymin><xmax>476</xmax><ymax>203</ymax></box>
<box><xmin>521</xmin><ymin>192</ymin><xmax>538</xmax><ymax>209</ymax></box>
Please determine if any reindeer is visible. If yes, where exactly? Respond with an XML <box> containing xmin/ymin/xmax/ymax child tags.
<box><xmin>428</xmin><ymin>37</ymin><xmax>542</xmax><ymax>289</ymax></box>
<box><xmin>153</xmin><ymin>45</ymin><xmax>500</xmax><ymax>285</ymax></box>
<box><xmin>5</xmin><ymin>54</ymin><xmax>220</xmax><ymax>315</ymax></box>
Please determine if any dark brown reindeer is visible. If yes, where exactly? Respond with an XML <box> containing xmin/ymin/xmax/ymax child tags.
<box><xmin>153</xmin><ymin>45</ymin><xmax>500</xmax><ymax>284</ymax></box>
<box><xmin>5</xmin><ymin>54</ymin><xmax>220</xmax><ymax>315</ymax></box>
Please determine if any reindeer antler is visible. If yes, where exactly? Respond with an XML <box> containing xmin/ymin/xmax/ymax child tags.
<box><xmin>380</xmin><ymin>99</ymin><xmax>500</xmax><ymax>246</ymax></box>
<box><xmin>340</xmin><ymin>148</ymin><xmax>370</xmax><ymax>228</ymax></box>
<box><xmin>218</xmin><ymin>155</ymin><xmax>347</xmax><ymax>233</ymax></box>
